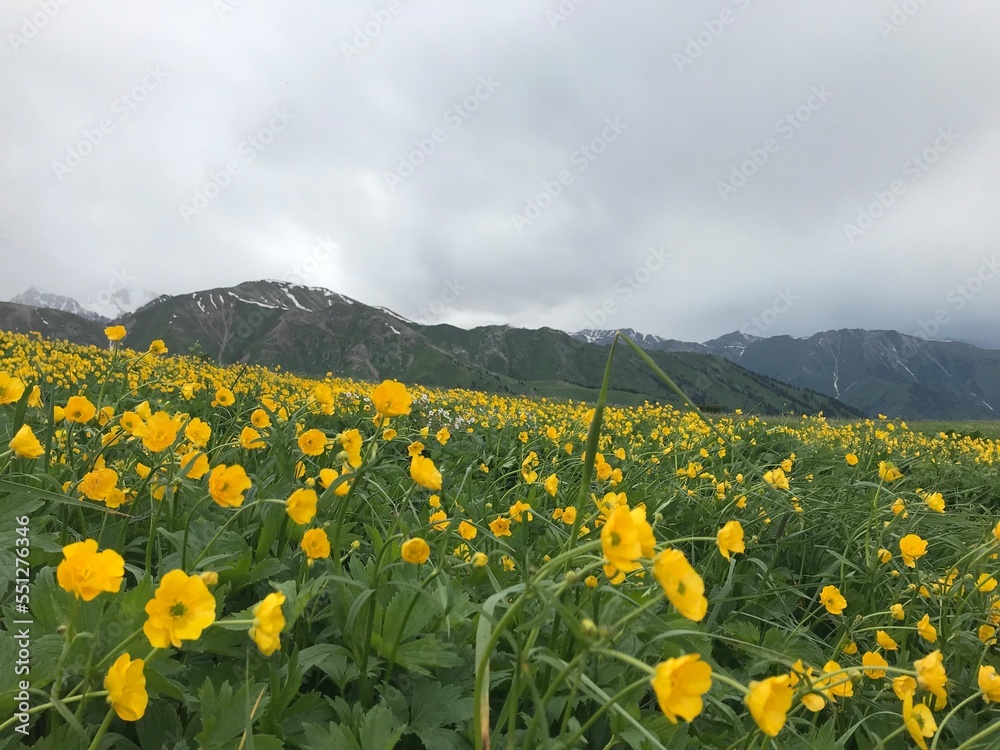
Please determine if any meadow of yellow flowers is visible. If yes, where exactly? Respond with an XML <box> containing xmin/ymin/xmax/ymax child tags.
<box><xmin>1</xmin><ymin>327</ymin><xmax>1000</xmax><ymax>748</ymax></box>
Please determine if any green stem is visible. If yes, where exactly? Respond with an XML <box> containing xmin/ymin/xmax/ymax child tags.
<box><xmin>930</xmin><ymin>692</ymin><xmax>981</xmax><ymax>750</ymax></box>
<box><xmin>87</xmin><ymin>708</ymin><xmax>115</xmax><ymax>750</ymax></box>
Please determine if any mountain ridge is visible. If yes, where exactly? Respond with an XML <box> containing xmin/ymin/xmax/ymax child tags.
<box><xmin>2</xmin><ymin>281</ymin><xmax>860</xmax><ymax>417</ymax></box>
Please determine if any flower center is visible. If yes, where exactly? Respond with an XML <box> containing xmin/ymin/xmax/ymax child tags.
<box><xmin>170</xmin><ymin>601</ymin><xmax>187</xmax><ymax>618</ymax></box>
<box><xmin>610</xmin><ymin>531</ymin><xmax>621</xmax><ymax>547</ymax></box>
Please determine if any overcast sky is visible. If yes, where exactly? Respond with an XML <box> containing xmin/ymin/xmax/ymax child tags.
<box><xmin>2</xmin><ymin>1</ymin><xmax>999</xmax><ymax>346</ymax></box>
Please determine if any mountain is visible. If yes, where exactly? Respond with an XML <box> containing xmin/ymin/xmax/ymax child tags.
<box><xmin>708</xmin><ymin>329</ymin><xmax>1000</xmax><ymax>420</ymax></box>
<box><xmin>573</xmin><ymin>327</ymin><xmax>1000</xmax><ymax>420</ymax></box>
<box><xmin>10</xmin><ymin>286</ymin><xmax>161</xmax><ymax>321</ymax></box>
<box><xmin>0</xmin><ymin>280</ymin><xmax>859</xmax><ymax>416</ymax></box>
<box><xmin>0</xmin><ymin>301</ymin><xmax>106</xmax><ymax>346</ymax></box>
<box><xmin>11</xmin><ymin>288</ymin><xmax>100</xmax><ymax>321</ymax></box>
<box><xmin>572</xmin><ymin>328</ymin><xmax>709</xmax><ymax>353</ymax></box>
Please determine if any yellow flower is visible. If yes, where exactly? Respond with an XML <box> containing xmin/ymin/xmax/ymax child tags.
<box><xmin>914</xmin><ymin>650</ymin><xmax>947</xmax><ymax>710</ymax></box>
<box><xmin>143</xmin><ymin>569</ymin><xmax>217</xmax><ymax>648</ymax></box>
<box><xmin>543</xmin><ymin>473</ymin><xmax>559</xmax><ymax>497</ymax></box>
<box><xmin>843</xmin><ymin>641</ymin><xmax>858</xmax><ymax>655</ymax></box>
<box><xmin>876</xmin><ymin>630</ymin><xmax>898</xmax><ymax>651</ymax></box>
<box><xmin>435</xmin><ymin>426</ymin><xmax>450</xmax><ymax>444</ymax></box>
<box><xmin>185</xmin><ymin>417</ymin><xmax>211</xmax><ymax>447</ymax></box>
<box><xmin>0</xmin><ymin>373</ymin><xmax>26</xmax><ymax>405</ymax></box>
<box><xmin>80</xmin><ymin>467</ymin><xmax>118</xmax><ymax>502</ymax></box>
<box><xmin>878</xmin><ymin>548</ymin><xmax>892</xmax><ymax>564</ymax></box>
<box><xmin>993</xmin><ymin>520</ymin><xmax>1000</xmax><ymax>543</ymax></box>
<box><xmin>977</xmin><ymin>573</ymin><xmax>998</xmax><ymax>593</ymax></box>
<box><xmin>410</xmin><ymin>455</ymin><xmax>442</xmax><ymax>490</ymax></box>
<box><xmin>9</xmin><ymin>424</ymin><xmax>44</xmax><ymax>459</ymax></box>
<box><xmin>211</xmin><ymin>387</ymin><xmax>235</xmax><ymax>408</ymax></box>
<box><xmin>429</xmin><ymin>510</ymin><xmax>450</xmax><ymax>531</ymax></box>
<box><xmin>923</xmin><ymin>491</ymin><xmax>945</xmax><ymax>513</ymax></box>
<box><xmin>179</xmin><ymin>450</ymin><xmax>210</xmax><ymax>481</ymax></box>
<box><xmin>653</xmin><ymin>548</ymin><xmax>708</xmax><ymax>622</ymax></box>
<box><xmin>136</xmin><ymin>411</ymin><xmax>182</xmax><ymax>452</ymax></box>
<box><xmin>286</xmin><ymin>488</ymin><xmax>318</xmax><ymax>524</ymax></box>
<box><xmin>560</xmin><ymin>506</ymin><xmax>577</xmax><ymax>525</ymax></box>
<box><xmin>650</xmin><ymin>654</ymin><xmax>712</xmax><ymax>723</ymax></box>
<box><xmin>878</xmin><ymin>460</ymin><xmax>903</xmax><ymax>482</ymax></box>
<box><xmin>899</xmin><ymin>534</ymin><xmax>928</xmax><ymax>568</ymax></box>
<box><xmin>104</xmin><ymin>653</ymin><xmax>147</xmax><ymax>721</ymax></box>
<box><xmin>64</xmin><ymin>395</ymin><xmax>96</xmax><ymax>423</ymax></box>
<box><xmin>862</xmin><ymin>651</ymin><xmax>888</xmax><ymax>679</ymax></box>
<box><xmin>318</xmin><ymin>468</ymin><xmax>351</xmax><ymax>496</ymax></box>
<box><xmin>104</xmin><ymin>325</ymin><xmax>126</xmax><ymax>341</ymax></box>
<box><xmin>845</xmin><ymin>453</ymin><xmax>858</xmax><ymax>466</ymax></box>
<box><xmin>817</xmin><ymin>660</ymin><xmax>853</xmax><ymax>700</ymax></box>
<box><xmin>979</xmin><ymin>625</ymin><xmax>997</xmax><ymax>645</ymax></box>
<box><xmin>458</xmin><ymin>520</ymin><xmax>478</xmax><ymax>540</ymax></box>
<box><xmin>301</xmin><ymin>528</ymin><xmax>331</xmax><ymax>560</ymax></box>
<box><xmin>892</xmin><ymin>498</ymin><xmax>907</xmax><ymax>516</ymax></box>
<box><xmin>819</xmin><ymin>585</ymin><xmax>847</xmax><ymax>615</ymax></box>
<box><xmin>372</xmin><ymin>379</ymin><xmax>412</xmax><ymax>418</ymax></box>
<box><xmin>297</xmin><ymin>428</ymin><xmax>327</xmax><ymax>456</ymax></box>
<box><xmin>763</xmin><ymin>468</ymin><xmax>789</xmax><ymax>490</ymax></box>
<box><xmin>745</xmin><ymin>675</ymin><xmax>793</xmax><ymax>737</ymax></box>
<box><xmin>788</xmin><ymin>660</ymin><xmax>825</xmax><ymax>712</ymax></box>
<box><xmin>57</xmin><ymin>539</ymin><xmax>124</xmax><ymax>601</ymax></box>
<box><xmin>489</xmin><ymin>516</ymin><xmax>512</xmax><ymax>537</ymax></box>
<box><xmin>27</xmin><ymin>385</ymin><xmax>42</xmax><ymax>408</ymax></box>
<box><xmin>472</xmin><ymin>552</ymin><xmax>488</xmax><ymax>568</ymax></box>
<box><xmin>239</xmin><ymin>426</ymin><xmax>266</xmax><ymax>450</ymax></box>
<box><xmin>893</xmin><ymin>675</ymin><xmax>917</xmax><ymax>701</ymax></box>
<box><xmin>401</xmin><ymin>537</ymin><xmax>430</xmax><ymax>564</ymax></box>
<box><xmin>890</xmin><ymin>603</ymin><xmax>905</xmax><ymax>620</ymax></box>
<box><xmin>584</xmin><ymin>575</ymin><xmax>598</xmax><ymax>588</ymax></box>
<box><xmin>716</xmin><ymin>520</ymin><xmax>745</xmax><ymax>560</ymax></box>
<box><xmin>382</xmin><ymin>428</ymin><xmax>397</xmax><ymax>441</ymax></box>
<box><xmin>148</xmin><ymin>339</ymin><xmax>167</xmax><ymax>355</ymax></box>
<box><xmin>601</xmin><ymin>503</ymin><xmax>655</xmax><ymax>575</ymax></box>
<box><xmin>916</xmin><ymin>614</ymin><xmax>937</xmax><ymax>643</ymax></box>
<box><xmin>902</xmin><ymin>696</ymin><xmax>936</xmax><ymax>750</ymax></box>
<box><xmin>249</xmin><ymin>592</ymin><xmax>286</xmax><ymax>656</ymax></box>
<box><xmin>509</xmin><ymin>500</ymin><xmax>534</xmax><ymax>522</ymax></box>
<box><xmin>501</xmin><ymin>555</ymin><xmax>515</xmax><ymax>571</ymax></box>
<box><xmin>208</xmin><ymin>464</ymin><xmax>252</xmax><ymax>508</ymax></box>
<box><xmin>978</xmin><ymin>665</ymin><xmax>1000</xmax><ymax>703</ymax></box>
<box><xmin>251</xmin><ymin>409</ymin><xmax>271</xmax><ymax>429</ymax></box>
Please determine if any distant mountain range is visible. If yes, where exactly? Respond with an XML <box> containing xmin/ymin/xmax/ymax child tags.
<box><xmin>11</xmin><ymin>286</ymin><xmax>160</xmax><ymax>321</ymax></box>
<box><xmin>4</xmin><ymin>281</ymin><xmax>999</xmax><ymax>419</ymax></box>
<box><xmin>570</xmin><ymin>329</ymin><xmax>1000</xmax><ymax>420</ymax></box>
<box><xmin>0</xmin><ymin>281</ymin><xmax>857</xmax><ymax>417</ymax></box>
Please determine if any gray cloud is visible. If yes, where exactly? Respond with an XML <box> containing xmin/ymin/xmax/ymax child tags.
<box><xmin>2</xmin><ymin>0</ymin><xmax>999</xmax><ymax>347</ymax></box>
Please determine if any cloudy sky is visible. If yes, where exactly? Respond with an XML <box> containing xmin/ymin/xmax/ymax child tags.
<box><xmin>2</xmin><ymin>0</ymin><xmax>999</xmax><ymax>346</ymax></box>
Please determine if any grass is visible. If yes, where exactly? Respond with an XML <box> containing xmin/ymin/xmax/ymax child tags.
<box><xmin>1</xmin><ymin>329</ymin><xmax>1000</xmax><ymax>748</ymax></box>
